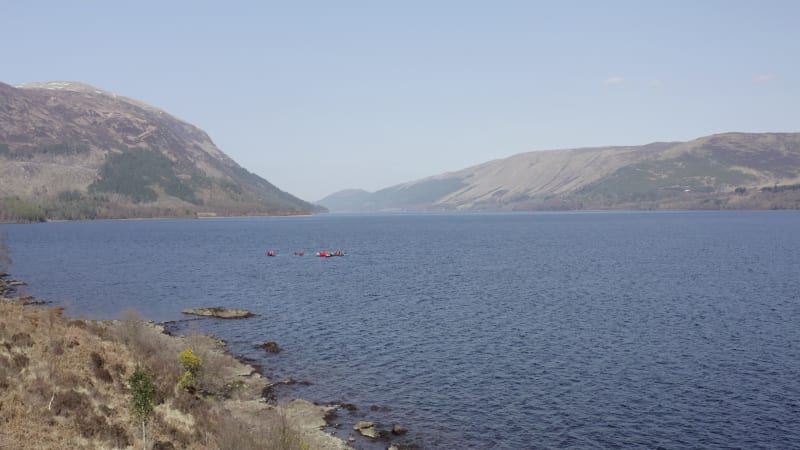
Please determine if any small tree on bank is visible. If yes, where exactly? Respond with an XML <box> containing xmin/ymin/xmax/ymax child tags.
<box><xmin>178</xmin><ymin>347</ymin><xmax>203</xmax><ymax>393</ymax></box>
<box><xmin>129</xmin><ymin>365</ymin><xmax>156</xmax><ymax>450</ymax></box>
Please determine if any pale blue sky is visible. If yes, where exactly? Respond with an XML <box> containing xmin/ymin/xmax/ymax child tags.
<box><xmin>4</xmin><ymin>1</ymin><xmax>798</xmax><ymax>201</ymax></box>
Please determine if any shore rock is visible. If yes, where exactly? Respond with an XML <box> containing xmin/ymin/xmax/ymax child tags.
<box><xmin>391</xmin><ymin>424</ymin><xmax>408</xmax><ymax>435</ymax></box>
<box><xmin>354</xmin><ymin>421</ymin><xmax>379</xmax><ymax>439</ymax></box>
<box><xmin>256</xmin><ymin>341</ymin><xmax>282</xmax><ymax>353</ymax></box>
<box><xmin>182</xmin><ymin>307</ymin><xmax>254</xmax><ymax>319</ymax></box>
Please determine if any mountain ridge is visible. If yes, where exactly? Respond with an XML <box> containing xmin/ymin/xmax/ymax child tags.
<box><xmin>319</xmin><ymin>132</ymin><xmax>800</xmax><ymax>212</ymax></box>
<box><xmin>0</xmin><ymin>81</ymin><xmax>321</xmax><ymax>221</ymax></box>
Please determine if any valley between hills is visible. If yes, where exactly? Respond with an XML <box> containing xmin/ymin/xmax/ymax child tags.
<box><xmin>2</xmin><ymin>81</ymin><xmax>799</xmax><ymax>222</ymax></box>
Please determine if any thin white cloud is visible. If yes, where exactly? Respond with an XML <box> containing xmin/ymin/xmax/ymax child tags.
<box><xmin>644</xmin><ymin>80</ymin><xmax>664</xmax><ymax>88</ymax></box>
<box><xmin>753</xmin><ymin>74</ymin><xmax>778</xmax><ymax>83</ymax></box>
<box><xmin>603</xmin><ymin>76</ymin><xmax>626</xmax><ymax>85</ymax></box>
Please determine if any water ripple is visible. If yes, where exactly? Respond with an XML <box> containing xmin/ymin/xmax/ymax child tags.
<box><xmin>3</xmin><ymin>211</ymin><xmax>800</xmax><ymax>448</ymax></box>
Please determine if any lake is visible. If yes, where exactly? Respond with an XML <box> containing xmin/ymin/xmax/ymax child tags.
<box><xmin>2</xmin><ymin>211</ymin><xmax>800</xmax><ymax>448</ymax></box>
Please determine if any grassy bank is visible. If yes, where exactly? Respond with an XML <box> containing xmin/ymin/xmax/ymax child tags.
<box><xmin>0</xmin><ymin>274</ymin><xmax>346</xmax><ymax>449</ymax></box>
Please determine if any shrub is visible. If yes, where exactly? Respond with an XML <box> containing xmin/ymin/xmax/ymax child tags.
<box><xmin>115</xmin><ymin>310</ymin><xmax>182</xmax><ymax>404</ymax></box>
<box><xmin>56</xmin><ymin>190</ymin><xmax>84</xmax><ymax>202</ymax></box>
<box><xmin>0</xmin><ymin>197</ymin><xmax>46</xmax><ymax>223</ymax></box>
<box><xmin>177</xmin><ymin>348</ymin><xmax>202</xmax><ymax>393</ymax></box>
<box><xmin>212</xmin><ymin>404</ymin><xmax>310</xmax><ymax>450</ymax></box>
<box><xmin>90</xmin><ymin>351</ymin><xmax>113</xmax><ymax>383</ymax></box>
<box><xmin>33</xmin><ymin>142</ymin><xmax>90</xmax><ymax>156</ymax></box>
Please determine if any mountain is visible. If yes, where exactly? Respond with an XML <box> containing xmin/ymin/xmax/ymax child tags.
<box><xmin>0</xmin><ymin>81</ymin><xmax>320</xmax><ymax>222</ymax></box>
<box><xmin>312</xmin><ymin>189</ymin><xmax>373</xmax><ymax>213</ymax></box>
<box><xmin>318</xmin><ymin>132</ymin><xmax>800</xmax><ymax>212</ymax></box>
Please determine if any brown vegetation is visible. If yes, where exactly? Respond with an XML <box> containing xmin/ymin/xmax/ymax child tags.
<box><xmin>0</xmin><ymin>81</ymin><xmax>320</xmax><ymax>222</ymax></box>
<box><xmin>0</xmin><ymin>298</ymin><xmax>345</xmax><ymax>449</ymax></box>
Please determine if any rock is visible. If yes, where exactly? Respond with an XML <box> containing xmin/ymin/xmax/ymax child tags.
<box><xmin>359</xmin><ymin>427</ymin><xmax>380</xmax><ymax>439</ymax></box>
<box><xmin>182</xmin><ymin>307</ymin><xmax>254</xmax><ymax>319</ymax></box>
<box><xmin>8</xmin><ymin>280</ymin><xmax>27</xmax><ymax>286</ymax></box>
<box><xmin>354</xmin><ymin>421</ymin><xmax>374</xmax><ymax>430</ymax></box>
<box><xmin>255</xmin><ymin>341</ymin><xmax>281</xmax><ymax>353</ymax></box>
<box><xmin>21</xmin><ymin>297</ymin><xmax>47</xmax><ymax>305</ymax></box>
<box><xmin>339</xmin><ymin>402</ymin><xmax>358</xmax><ymax>412</ymax></box>
<box><xmin>391</xmin><ymin>424</ymin><xmax>408</xmax><ymax>435</ymax></box>
<box><xmin>5</xmin><ymin>295</ymin><xmax>41</xmax><ymax>305</ymax></box>
<box><xmin>354</xmin><ymin>421</ymin><xmax>380</xmax><ymax>438</ymax></box>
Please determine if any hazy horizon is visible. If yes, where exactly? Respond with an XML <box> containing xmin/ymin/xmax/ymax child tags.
<box><xmin>5</xmin><ymin>1</ymin><xmax>799</xmax><ymax>202</ymax></box>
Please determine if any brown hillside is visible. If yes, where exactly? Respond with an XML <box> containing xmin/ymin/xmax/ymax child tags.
<box><xmin>0</xmin><ymin>81</ymin><xmax>319</xmax><ymax>221</ymax></box>
<box><xmin>319</xmin><ymin>132</ymin><xmax>800</xmax><ymax>211</ymax></box>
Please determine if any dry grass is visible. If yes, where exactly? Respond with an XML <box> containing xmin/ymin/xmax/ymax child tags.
<box><xmin>0</xmin><ymin>302</ymin><xmax>135</xmax><ymax>448</ymax></box>
<box><xmin>0</xmin><ymin>300</ymin><xmax>345</xmax><ymax>449</ymax></box>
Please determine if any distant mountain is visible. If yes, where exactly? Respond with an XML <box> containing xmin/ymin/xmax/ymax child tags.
<box><xmin>318</xmin><ymin>133</ymin><xmax>800</xmax><ymax>212</ymax></box>
<box><xmin>314</xmin><ymin>189</ymin><xmax>372</xmax><ymax>213</ymax></box>
<box><xmin>0</xmin><ymin>81</ymin><xmax>321</xmax><ymax>222</ymax></box>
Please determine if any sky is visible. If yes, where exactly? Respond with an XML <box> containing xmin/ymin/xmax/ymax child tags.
<box><xmin>3</xmin><ymin>1</ymin><xmax>799</xmax><ymax>201</ymax></box>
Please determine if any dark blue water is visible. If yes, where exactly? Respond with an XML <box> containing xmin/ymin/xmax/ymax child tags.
<box><xmin>2</xmin><ymin>212</ymin><xmax>800</xmax><ymax>449</ymax></box>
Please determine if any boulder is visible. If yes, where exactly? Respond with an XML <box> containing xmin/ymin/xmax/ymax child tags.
<box><xmin>182</xmin><ymin>307</ymin><xmax>254</xmax><ymax>319</ymax></box>
<box><xmin>255</xmin><ymin>341</ymin><xmax>282</xmax><ymax>353</ymax></box>
<box><xmin>391</xmin><ymin>424</ymin><xmax>408</xmax><ymax>435</ymax></box>
<box><xmin>353</xmin><ymin>421</ymin><xmax>374</xmax><ymax>430</ymax></box>
<box><xmin>354</xmin><ymin>421</ymin><xmax>379</xmax><ymax>439</ymax></box>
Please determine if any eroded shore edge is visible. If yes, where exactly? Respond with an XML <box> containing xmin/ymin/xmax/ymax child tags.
<box><xmin>1</xmin><ymin>272</ymin><xmax>419</xmax><ymax>449</ymax></box>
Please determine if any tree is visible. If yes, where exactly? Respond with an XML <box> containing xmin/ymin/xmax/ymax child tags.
<box><xmin>129</xmin><ymin>365</ymin><xmax>156</xmax><ymax>450</ymax></box>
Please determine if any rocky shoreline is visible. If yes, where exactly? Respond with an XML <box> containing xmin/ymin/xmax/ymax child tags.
<box><xmin>166</xmin><ymin>306</ymin><xmax>419</xmax><ymax>449</ymax></box>
<box><xmin>0</xmin><ymin>274</ymin><xmax>417</xmax><ymax>449</ymax></box>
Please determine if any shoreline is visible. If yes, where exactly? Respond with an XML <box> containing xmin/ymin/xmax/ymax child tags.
<box><xmin>0</xmin><ymin>273</ymin><xmax>348</xmax><ymax>449</ymax></box>
<box><xmin>161</xmin><ymin>314</ymin><xmax>418</xmax><ymax>449</ymax></box>
<box><xmin>0</xmin><ymin>273</ymin><xmax>417</xmax><ymax>449</ymax></box>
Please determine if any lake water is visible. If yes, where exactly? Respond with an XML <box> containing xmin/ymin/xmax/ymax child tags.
<box><xmin>2</xmin><ymin>212</ymin><xmax>800</xmax><ymax>449</ymax></box>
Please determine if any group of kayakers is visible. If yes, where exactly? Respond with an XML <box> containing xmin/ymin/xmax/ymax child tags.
<box><xmin>315</xmin><ymin>250</ymin><xmax>346</xmax><ymax>257</ymax></box>
<box><xmin>265</xmin><ymin>249</ymin><xmax>345</xmax><ymax>257</ymax></box>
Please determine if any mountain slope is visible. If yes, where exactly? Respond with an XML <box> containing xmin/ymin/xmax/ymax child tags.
<box><xmin>0</xmin><ymin>81</ymin><xmax>319</xmax><ymax>221</ymax></box>
<box><xmin>319</xmin><ymin>133</ymin><xmax>800</xmax><ymax>211</ymax></box>
<box><xmin>312</xmin><ymin>189</ymin><xmax>372</xmax><ymax>213</ymax></box>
